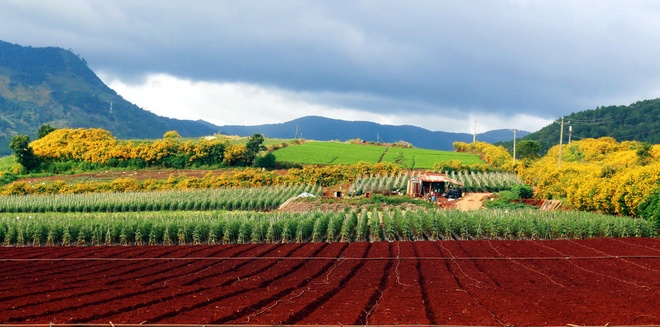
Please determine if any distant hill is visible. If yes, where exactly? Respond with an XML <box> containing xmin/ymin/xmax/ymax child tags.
<box><xmin>218</xmin><ymin>116</ymin><xmax>529</xmax><ymax>151</ymax></box>
<box><xmin>0</xmin><ymin>41</ymin><xmax>219</xmax><ymax>155</ymax></box>
<box><xmin>501</xmin><ymin>98</ymin><xmax>660</xmax><ymax>152</ymax></box>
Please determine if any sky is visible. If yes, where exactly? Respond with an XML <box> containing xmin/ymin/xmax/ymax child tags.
<box><xmin>2</xmin><ymin>0</ymin><xmax>660</xmax><ymax>133</ymax></box>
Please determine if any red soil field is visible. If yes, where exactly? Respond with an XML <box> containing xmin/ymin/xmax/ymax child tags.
<box><xmin>0</xmin><ymin>238</ymin><xmax>658</xmax><ymax>326</ymax></box>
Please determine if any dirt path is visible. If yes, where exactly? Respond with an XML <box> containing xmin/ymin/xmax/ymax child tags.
<box><xmin>454</xmin><ymin>192</ymin><xmax>492</xmax><ymax>211</ymax></box>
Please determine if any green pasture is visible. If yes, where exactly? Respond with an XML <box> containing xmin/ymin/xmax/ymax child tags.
<box><xmin>0</xmin><ymin>156</ymin><xmax>16</xmax><ymax>172</ymax></box>
<box><xmin>273</xmin><ymin>142</ymin><xmax>384</xmax><ymax>165</ymax></box>
<box><xmin>272</xmin><ymin>141</ymin><xmax>483</xmax><ymax>168</ymax></box>
<box><xmin>382</xmin><ymin>147</ymin><xmax>483</xmax><ymax>168</ymax></box>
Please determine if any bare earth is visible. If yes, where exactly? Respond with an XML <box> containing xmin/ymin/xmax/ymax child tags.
<box><xmin>1</xmin><ymin>239</ymin><xmax>658</xmax><ymax>325</ymax></box>
<box><xmin>454</xmin><ymin>192</ymin><xmax>493</xmax><ymax>211</ymax></box>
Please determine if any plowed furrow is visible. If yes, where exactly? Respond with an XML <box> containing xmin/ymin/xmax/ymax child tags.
<box><xmin>140</xmin><ymin>243</ymin><xmax>332</xmax><ymax>323</ymax></box>
<box><xmin>212</xmin><ymin>242</ymin><xmax>354</xmax><ymax>325</ymax></box>
<box><xmin>280</xmin><ymin>242</ymin><xmax>372</xmax><ymax>324</ymax></box>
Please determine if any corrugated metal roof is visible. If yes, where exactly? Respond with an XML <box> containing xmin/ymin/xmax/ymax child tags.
<box><xmin>413</xmin><ymin>173</ymin><xmax>463</xmax><ymax>186</ymax></box>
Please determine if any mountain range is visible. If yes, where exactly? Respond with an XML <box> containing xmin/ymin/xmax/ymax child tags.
<box><xmin>1</xmin><ymin>40</ymin><xmax>658</xmax><ymax>156</ymax></box>
<box><xmin>217</xmin><ymin>116</ymin><xmax>527</xmax><ymax>150</ymax></box>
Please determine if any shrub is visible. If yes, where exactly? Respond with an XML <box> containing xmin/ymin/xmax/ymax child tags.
<box><xmin>484</xmin><ymin>190</ymin><xmax>535</xmax><ymax>210</ymax></box>
<box><xmin>0</xmin><ymin>172</ymin><xmax>18</xmax><ymax>186</ymax></box>
<box><xmin>275</xmin><ymin>161</ymin><xmax>303</xmax><ymax>169</ymax></box>
<box><xmin>43</xmin><ymin>161</ymin><xmax>77</xmax><ymax>174</ymax></box>
<box><xmin>512</xmin><ymin>184</ymin><xmax>533</xmax><ymax>199</ymax></box>
<box><xmin>161</xmin><ymin>154</ymin><xmax>189</xmax><ymax>169</ymax></box>
<box><xmin>254</xmin><ymin>153</ymin><xmax>276</xmax><ymax>169</ymax></box>
<box><xmin>637</xmin><ymin>186</ymin><xmax>660</xmax><ymax>231</ymax></box>
<box><xmin>163</xmin><ymin>130</ymin><xmax>181</xmax><ymax>139</ymax></box>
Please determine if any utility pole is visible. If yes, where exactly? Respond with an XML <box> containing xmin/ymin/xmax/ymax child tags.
<box><xmin>295</xmin><ymin>124</ymin><xmax>299</xmax><ymax>139</ymax></box>
<box><xmin>473</xmin><ymin>120</ymin><xmax>477</xmax><ymax>143</ymax></box>
<box><xmin>511</xmin><ymin>128</ymin><xmax>516</xmax><ymax>165</ymax></box>
<box><xmin>568</xmin><ymin>125</ymin><xmax>572</xmax><ymax>144</ymax></box>
<box><xmin>558</xmin><ymin>118</ymin><xmax>566</xmax><ymax>167</ymax></box>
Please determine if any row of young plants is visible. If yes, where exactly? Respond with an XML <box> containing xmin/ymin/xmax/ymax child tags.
<box><xmin>445</xmin><ymin>170</ymin><xmax>524</xmax><ymax>192</ymax></box>
<box><xmin>348</xmin><ymin>171</ymin><xmax>525</xmax><ymax>195</ymax></box>
<box><xmin>0</xmin><ymin>185</ymin><xmax>322</xmax><ymax>214</ymax></box>
<box><xmin>1</xmin><ymin>208</ymin><xmax>654</xmax><ymax>246</ymax></box>
<box><xmin>349</xmin><ymin>173</ymin><xmax>411</xmax><ymax>195</ymax></box>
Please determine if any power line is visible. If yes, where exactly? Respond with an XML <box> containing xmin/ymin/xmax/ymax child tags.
<box><xmin>2</xmin><ymin>255</ymin><xmax>658</xmax><ymax>262</ymax></box>
<box><xmin>566</xmin><ymin>107</ymin><xmax>660</xmax><ymax>125</ymax></box>
<box><xmin>567</xmin><ymin>126</ymin><xmax>660</xmax><ymax>142</ymax></box>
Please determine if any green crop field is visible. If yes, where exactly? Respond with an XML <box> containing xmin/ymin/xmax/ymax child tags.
<box><xmin>382</xmin><ymin>146</ymin><xmax>483</xmax><ymax>168</ymax></box>
<box><xmin>272</xmin><ymin>141</ymin><xmax>483</xmax><ymax>168</ymax></box>
<box><xmin>1</xmin><ymin>208</ymin><xmax>654</xmax><ymax>247</ymax></box>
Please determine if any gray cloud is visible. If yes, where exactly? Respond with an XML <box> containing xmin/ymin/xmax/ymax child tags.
<box><xmin>2</xmin><ymin>0</ymin><xmax>660</xmax><ymax>129</ymax></box>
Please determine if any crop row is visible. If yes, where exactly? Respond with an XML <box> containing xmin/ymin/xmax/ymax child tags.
<box><xmin>1</xmin><ymin>208</ymin><xmax>655</xmax><ymax>246</ymax></box>
<box><xmin>349</xmin><ymin>171</ymin><xmax>524</xmax><ymax>195</ymax></box>
<box><xmin>349</xmin><ymin>173</ymin><xmax>411</xmax><ymax>195</ymax></box>
<box><xmin>446</xmin><ymin>170</ymin><xmax>524</xmax><ymax>192</ymax></box>
<box><xmin>0</xmin><ymin>185</ymin><xmax>322</xmax><ymax>214</ymax></box>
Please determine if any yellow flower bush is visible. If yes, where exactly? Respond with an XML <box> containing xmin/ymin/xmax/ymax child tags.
<box><xmin>453</xmin><ymin>141</ymin><xmax>513</xmax><ymax>170</ymax></box>
<box><xmin>0</xmin><ymin>162</ymin><xmax>403</xmax><ymax>195</ymax></box>
<box><xmin>30</xmin><ymin>128</ymin><xmax>118</xmax><ymax>164</ymax></box>
<box><xmin>29</xmin><ymin>127</ymin><xmax>230</xmax><ymax>168</ymax></box>
<box><xmin>519</xmin><ymin>137</ymin><xmax>660</xmax><ymax>216</ymax></box>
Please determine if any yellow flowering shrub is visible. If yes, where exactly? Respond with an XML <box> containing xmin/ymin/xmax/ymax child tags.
<box><xmin>453</xmin><ymin>141</ymin><xmax>513</xmax><ymax>170</ymax></box>
<box><xmin>29</xmin><ymin>127</ymin><xmax>232</xmax><ymax>168</ymax></box>
<box><xmin>518</xmin><ymin>137</ymin><xmax>660</xmax><ymax>216</ymax></box>
<box><xmin>30</xmin><ymin>128</ymin><xmax>119</xmax><ymax>164</ymax></box>
<box><xmin>163</xmin><ymin>130</ymin><xmax>181</xmax><ymax>139</ymax></box>
<box><xmin>0</xmin><ymin>162</ymin><xmax>402</xmax><ymax>195</ymax></box>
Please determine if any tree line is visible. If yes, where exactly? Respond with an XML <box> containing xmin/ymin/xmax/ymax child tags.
<box><xmin>9</xmin><ymin>125</ymin><xmax>274</xmax><ymax>174</ymax></box>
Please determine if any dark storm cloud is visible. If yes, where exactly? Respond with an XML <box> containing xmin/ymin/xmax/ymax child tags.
<box><xmin>2</xmin><ymin>0</ymin><xmax>660</xmax><ymax>121</ymax></box>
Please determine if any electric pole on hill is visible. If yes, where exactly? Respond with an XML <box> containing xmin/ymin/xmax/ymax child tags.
<box><xmin>558</xmin><ymin>118</ymin><xmax>568</xmax><ymax>167</ymax></box>
<box><xmin>511</xmin><ymin>128</ymin><xmax>517</xmax><ymax>165</ymax></box>
<box><xmin>473</xmin><ymin>120</ymin><xmax>477</xmax><ymax>143</ymax></box>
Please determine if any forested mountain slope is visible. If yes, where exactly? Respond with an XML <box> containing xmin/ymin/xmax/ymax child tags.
<box><xmin>0</xmin><ymin>41</ymin><xmax>219</xmax><ymax>155</ymax></box>
<box><xmin>505</xmin><ymin>98</ymin><xmax>660</xmax><ymax>152</ymax></box>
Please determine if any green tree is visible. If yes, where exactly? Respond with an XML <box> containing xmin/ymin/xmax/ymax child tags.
<box><xmin>516</xmin><ymin>140</ymin><xmax>541</xmax><ymax>160</ymax></box>
<box><xmin>254</xmin><ymin>153</ymin><xmax>276</xmax><ymax>169</ymax></box>
<box><xmin>245</xmin><ymin>134</ymin><xmax>266</xmax><ymax>165</ymax></box>
<box><xmin>192</xmin><ymin>141</ymin><xmax>227</xmax><ymax>166</ymax></box>
<box><xmin>37</xmin><ymin>124</ymin><xmax>57</xmax><ymax>139</ymax></box>
<box><xmin>9</xmin><ymin>135</ymin><xmax>41</xmax><ymax>172</ymax></box>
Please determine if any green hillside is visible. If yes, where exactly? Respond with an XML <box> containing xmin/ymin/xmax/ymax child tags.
<box><xmin>272</xmin><ymin>141</ymin><xmax>483</xmax><ymax>168</ymax></box>
<box><xmin>505</xmin><ymin>98</ymin><xmax>660</xmax><ymax>153</ymax></box>
<box><xmin>0</xmin><ymin>41</ymin><xmax>219</xmax><ymax>155</ymax></box>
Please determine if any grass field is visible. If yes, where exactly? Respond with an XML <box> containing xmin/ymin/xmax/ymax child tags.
<box><xmin>272</xmin><ymin>141</ymin><xmax>483</xmax><ymax>168</ymax></box>
<box><xmin>0</xmin><ymin>156</ymin><xmax>16</xmax><ymax>172</ymax></box>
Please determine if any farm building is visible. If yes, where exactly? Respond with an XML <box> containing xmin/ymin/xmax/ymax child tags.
<box><xmin>407</xmin><ymin>172</ymin><xmax>463</xmax><ymax>199</ymax></box>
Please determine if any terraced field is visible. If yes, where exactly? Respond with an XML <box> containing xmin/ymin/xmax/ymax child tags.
<box><xmin>1</xmin><ymin>238</ymin><xmax>658</xmax><ymax>325</ymax></box>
